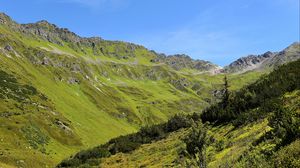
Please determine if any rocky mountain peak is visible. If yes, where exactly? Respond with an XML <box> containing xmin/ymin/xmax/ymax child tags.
<box><xmin>0</xmin><ymin>12</ymin><xmax>18</xmax><ymax>28</ymax></box>
<box><xmin>224</xmin><ymin>52</ymin><xmax>276</xmax><ymax>73</ymax></box>
<box><xmin>262</xmin><ymin>51</ymin><xmax>274</xmax><ymax>58</ymax></box>
<box><xmin>36</xmin><ymin>20</ymin><xmax>53</xmax><ymax>25</ymax></box>
<box><xmin>32</xmin><ymin>20</ymin><xmax>60</xmax><ymax>30</ymax></box>
<box><xmin>1</xmin><ymin>12</ymin><xmax>104</xmax><ymax>48</ymax></box>
<box><xmin>283</xmin><ymin>42</ymin><xmax>300</xmax><ymax>52</ymax></box>
<box><xmin>225</xmin><ymin>42</ymin><xmax>300</xmax><ymax>73</ymax></box>
<box><xmin>17</xmin><ymin>21</ymin><xmax>106</xmax><ymax>51</ymax></box>
<box><xmin>0</xmin><ymin>12</ymin><xmax>12</xmax><ymax>24</ymax></box>
<box><xmin>153</xmin><ymin>53</ymin><xmax>220</xmax><ymax>72</ymax></box>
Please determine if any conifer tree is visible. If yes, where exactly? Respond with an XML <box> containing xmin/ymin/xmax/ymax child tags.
<box><xmin>222</xmin><ymin>75</ymin><xmax>230</xmax><ymax>108</ymax></box>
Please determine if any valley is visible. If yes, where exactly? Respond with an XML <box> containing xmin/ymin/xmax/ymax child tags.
<box><xmin>0</xmin><ymin>12</ymin><xmax>299</xmax><ymax>168</ymax></box>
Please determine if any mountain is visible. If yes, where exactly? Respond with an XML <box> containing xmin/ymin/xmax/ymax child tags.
<box><xmin>265</xmin><ymin>42</ymin><xmax>300</xmax><ymax>67</ymax></box>
<box><xmin>224</xmin><ymin>51</ymin><xmax>275</xmax><ymax>73</ymax></box>
<box><xmin>225</xmin><ymin>42</ymin><xmax>300</xmax><ymax>73</ymax></box>
<box><xmin>59</xmin><ymin>59</ymin><xmax>300</xmax><ymax>168</ymax></box>
<box><xmin>0</xmin><ymin>13</ymin><xmax>264</xmax><ymax>167</ymax></box>
<box><xmin>150</xmin><ymin>52</ymin><xmax>220</xmax><ymax>72</ymax></box>
<box><xmin>0</xmin><ymin>12</ymin><xmax>299</xmax><ymax>168</ymax></box>
<box><xmin>0</xmin><ymin>12</ymin><xmax>219</xmax><ymax>73</ymax></box>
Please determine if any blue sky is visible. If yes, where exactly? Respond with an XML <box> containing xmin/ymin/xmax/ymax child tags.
<box><xmin>0</xmin><ymin>0</ymin><xmax>299</xmax><ymax>66</ymax></box>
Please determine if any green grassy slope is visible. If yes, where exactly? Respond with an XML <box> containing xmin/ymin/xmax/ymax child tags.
<box><xmin>65</xmin><ymin>59</ymin><xmax>299</xmax><ymax>168</ymax></box>
<box><xmin>109</xmin><ymin>89</ymin><xmax>298</xmax><ymax>168</ymax></box>
<box><xmin>0</xmin><ymin>16</ymin><xmax>265</xmax><ymax>167</ymax></box>
<box><xmin>98</xmin><ymin>119</ymin><xmax>270</xmax><ymax>168</ymax></box>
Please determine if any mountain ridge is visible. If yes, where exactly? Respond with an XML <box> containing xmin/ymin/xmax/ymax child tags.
<box><xmin>1</xmin><ymin>12</ymin><xmax>298</xmax><ymax>74</ymax></box>
<box><xmin>0</xmin><ymin>12</ymin><xmax>220</xmax><ymax>72</ymax></box>
<box><xmin>224</xmin><ymin>42</ymin><xmax>300</xmax><ymax>73</ymax></box>
<box><xmin>0</xmin><ymin>12</ymin><xmax>299</xmax><ymax>167</ymax></box>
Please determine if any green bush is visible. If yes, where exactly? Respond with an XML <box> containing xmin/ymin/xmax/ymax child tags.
<box><xmin>271</xmin><ymin>140</ymin><xmax>300</xmax><ymax>168</ymax></box>
<box><xmin>201</xmin><ymin>59</ymin><xmax>300</xmax><ymax>124</ymax></box>
<box><xmin>57</xmin><ymin>114</ymin><xmax>191</xmax><ymax>167</ymax></box>
<box><xmin>183</xmin><ymin>120</ymin><xmax>208</xmax><ymax>168</ymax></box>
<box><xmin>268</xmin><ymin>102</ymin><xmax>300</xmax><ymax>146</ymax></box>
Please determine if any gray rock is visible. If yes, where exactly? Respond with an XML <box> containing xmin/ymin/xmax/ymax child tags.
<box><xmin>70</xmin><ymin>63</ymin><xmax>82</xmax><ymax>72</ymax></box>
<box><xmin>4</xmin><ymin>45</ymin><xmax>13</xmax><ymax>51</ymax></box>
<box><xmin>41</xmin><ymin>57</ymin><xmax>51</xmax><ymax>65</ymax></box>
<box><xmin>67</xmin><ymin>77</ymin><xmax>80</xmax><ymax>84</ymax></box>
<box><xmin>55</xmin><ymin>120</ymin><xmax>72</xmax><ymax>132</ymax></box>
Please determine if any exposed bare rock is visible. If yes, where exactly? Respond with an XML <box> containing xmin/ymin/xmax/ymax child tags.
<box><xmin>224</xmin><ymin>51</ymin><xmax>275</xmax><ymax>73</ymax></box>
<box><xmin>170</xmin><ymin>78</ymin><xmax>191</xmax><ymax>91</ymax></box>
<box><xmin>224</xmin><ymin>42</ymin><xmax>300</xmax><ymax>73</ymax></box>
<box><xmin>67</xmin><ymin>77</ymin><xmax>80</xmax><ymax>84</ymax></box>
<box><xmin>4</xmin><ymin>45</ymin><xmax>13</xmax><ymax>51</ymax></box>
<box><xmin>151</xmin><ymin>52</ymin><xmax>220</xmax><ymax>72</ymax></box>
<box><xmin>54</xmin><ymin>119</ymin><xmax>73</xmax><ymax>133</ymax></box>
<box><xmin>265</xmin><ymin>42</ymin><xmax>300</xmax><ymax>67</ymax></box>
<box><xmin>41</xmin><ymin>57</ymin><xmax>51</xmax><ymax>65</ymax></box>
<box><xmin>70</xmin><ymin>63</ymin><xmax>82</xmax><ymax>72</ymax></box>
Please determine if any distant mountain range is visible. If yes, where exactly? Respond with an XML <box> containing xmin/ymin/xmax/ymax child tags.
<box><xmin>0</xmin><ymin>12</ymin><xmax>299</xmax><ymax>168</ymax></box>
<box><xmin>1</xmin><ymin>12</ymin><xmax>298</xmax><ymax>74</ymax></box>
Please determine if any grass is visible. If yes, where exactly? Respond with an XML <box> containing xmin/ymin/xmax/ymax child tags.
<box><xmin>100</xmin><ymin>129</ymin><xmax>188</xmax><ymax>168</ymax></box>
<box><xmin>96</xmin><ymin>89</ymin><xmax>299</xmax><ymax>168</ymax></box>
<box><xmin>207</xmin><ymin>119</ymin><xmax>270</xmax><ymax>168</ymax></box>
<box><xmin>96</xmin><ymin>119</ymin><xmax>270</xmax><ymax>168</ymax></box>
<box><xmin>0</xmin><ymin>23</ymin><xmax>265</xmax><ymax>168</ymax></box>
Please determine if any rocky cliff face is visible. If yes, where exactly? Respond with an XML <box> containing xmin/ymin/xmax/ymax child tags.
<box><xmin>225</xmin><ymin>51</ymin><xmax>275</xmax><ymax>73</ymax></box>
<box><xmin>20</xmin><ymin>20</ymin><xmax>110</xmax><ymax>50</ymax></box>
<box><xmin>0</xmin><ymin>13</ymin><xmax>102</xmax><ymax>47</ymax></box>
<box><xmin>265</xmin><ymin>42</ymin><xmax>300</xmax><ymax>67</ymax></box>
<box><xmin>225</xmin><ymin>42</ymin><xmax>300</xmax><ymax>73</ymax></box>
<box><xmin>150</xmin><ymin>52</ymin><xmax>220</xmax><ymax>72</ymax></box>
<box><xmin>164</xmin><ymin>54</ymin><xmax>219</xmax><ymax>72</ymax></box>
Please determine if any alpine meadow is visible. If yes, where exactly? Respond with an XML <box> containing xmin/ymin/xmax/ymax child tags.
<box><xmin>0</xmin><ymin>1</ymin><xmax>299</xmax><ymax>167</ymax></box>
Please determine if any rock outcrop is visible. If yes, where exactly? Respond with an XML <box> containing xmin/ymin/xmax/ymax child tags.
<box><xmin>225</xmin><ymin>42</ymin><xmax>300</xmax><ymax>73</ymax></box>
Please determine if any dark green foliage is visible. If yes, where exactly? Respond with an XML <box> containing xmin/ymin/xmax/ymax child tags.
<box><xmin>197</xmin><ymin>60</ymin><xmax>300</xmax><ymax>167</ymax></box>
<box><xmin>0</xmin><ymin>70</ymin><xmax>38</xmax><ymax>102</ymax></box>
<box><xmin>58</xmin><ymin>158</ymin><xmax>82</xmax><ymax>168</ymax></box>
<box><xmin>201</xmin><ymin>59</ymin><xmax>300</xmax><ymax>124</ymax></box>
<box><xmin>106</xmin><ymin>114</ymin><xmax>191</xmax><ymax>155</ymax></box>
<box><xmin>196</xmin><ymin>60</ymin><xmax>300</xmax><ymax>168</ymax></box>
<box><xmin>271</xmin><ymin>140</ymin><xmax>300</xmax><ymax>168</ymax></box>
<box><xmin>165</xmin><ymin>114</ymin><xmax>191</xmax><ymax>132</ymax></box>
<box><xmin>268</xmin><ymin>101</ymin><xmax>300</xmax><ymax>146</ymax></box>
<box><xmin>57</xmin><ymin>114</ymin><xmax>191</xmax><ymax>167</ymax></box>
<box><xmin>222</xmin><ymin>75</ymin><xmax>230</xmax><ymax>108</ymax></box>
<box><xmin>183</xmin><ymin>121</ymin><xmax>208</xmax><ymax>168</ymax></box>
<box><xmin>21</xmin><ymin>124</ymin><xmax>49</xmax><ymax>151</ymax></box>
<box><xmin>215</xmin><ymin>140</ymin><xmax>225</xmax><ymax>152</ymax></box>
<box><xmin>185</xmin><ymin>121</ymin><xmax>207</xmax><ymax>156</ymax></box>
<box><xmin>57</xmin><ymin>147</ymin><xmax>109</xmax><ymax>167</ymax></box>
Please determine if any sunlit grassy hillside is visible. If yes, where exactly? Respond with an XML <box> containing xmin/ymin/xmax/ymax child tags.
<box><xmin>0</xmin><ymin>14</ymin><xmax>266</xmax><ymax>167</ymax></box>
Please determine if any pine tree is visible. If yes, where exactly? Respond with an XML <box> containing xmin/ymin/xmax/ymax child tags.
<box><xmin>222</xmin><ymin>75</ymin><xmax>230</xmax><ymax>108</ymax></box>
<box><xmin>184</xmin><ymin>120</ymin><xmax>207</xmax><ymax>168</ymax></box>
